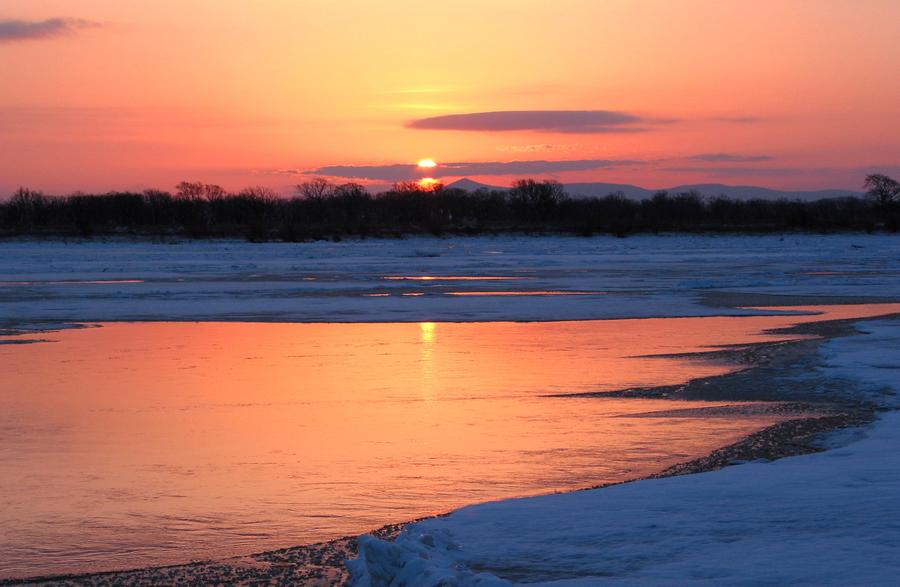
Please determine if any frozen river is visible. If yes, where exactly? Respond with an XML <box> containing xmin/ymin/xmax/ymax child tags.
<box><xmin>2</xmin><ymin>235</ymin><xmax>899</xmax><ymax>580</ymax></box>
<box><xmin>0</xmin><ymin>311</ymin><xmax>857</xmax><ymax>578</ymax></box>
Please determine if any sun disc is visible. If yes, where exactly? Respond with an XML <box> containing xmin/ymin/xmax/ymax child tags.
<box><xmin>418</xmin><ymin>177</ymin><xmax>440</xmax><ymax>190</ymax></box>
<box><xmin>417</xmin><ymin>158</ymin><xmax>437</xmax><ymax>168</ymax></box>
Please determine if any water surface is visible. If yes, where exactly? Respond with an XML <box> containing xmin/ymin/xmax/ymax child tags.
<box><xmin>1</xmin><ymin>304</ymin><xmax>897</xmax><ymax>578</ymax></box>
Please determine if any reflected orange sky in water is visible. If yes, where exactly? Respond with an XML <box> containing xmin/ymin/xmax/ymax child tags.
<box><xmin>2</xmin><ymin>304</ymin><xmax>900</xmax><ymax>577</ymax></box>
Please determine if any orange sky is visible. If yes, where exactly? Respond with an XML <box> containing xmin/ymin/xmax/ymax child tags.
<box><xmin>1</xmin><ymin>0</ymin><xmax>898</xmax><ymax>194</ymax></box>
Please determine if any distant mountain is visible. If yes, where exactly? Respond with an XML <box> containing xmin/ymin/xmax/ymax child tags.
<box><xmin>647</xmin><ymin>183</ymin><xmax>860</xmax><ymax>201</ymax></box>
<box><xmin>444</xmin><ymin>178</ymin><xmax>862</xmax><ymax>201</ymax></box>
<box><xmin>444</xmin><ymin>178</ymin><xmax>492</xmax><ymax>192</ymax></box>
<box><xmin>562</xmin><ymin>182</ymin><xmax>651</xmax><ymax>199</ymax></box>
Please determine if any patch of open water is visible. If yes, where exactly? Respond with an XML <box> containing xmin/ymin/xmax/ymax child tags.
<box><xmin>1</xmin><ymin>304</ymin><xmax>898</xmax><ymax>578</ymax></box>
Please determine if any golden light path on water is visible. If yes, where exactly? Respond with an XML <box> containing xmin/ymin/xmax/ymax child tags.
<box><xmin>2</xmin><ymin>304</ymin><xmax>899</xmax><ymax>578</ymax></box>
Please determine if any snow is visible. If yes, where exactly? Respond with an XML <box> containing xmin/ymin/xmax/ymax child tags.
<box><xmin>348</xmin><ymin>318</ymin><xmax>900</xmax><ymax>586</ymax></box>
<box><xmin>1</xmin><ymin>234</ymin><xmax>898</xmax><ymax>324</ymax></box>
<box><xmin>4</xmin><ymin>234</ymin><xmax>900</xmax><ymax>584</ymax></box>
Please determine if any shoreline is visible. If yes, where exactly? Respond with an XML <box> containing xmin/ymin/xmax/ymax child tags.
<box><xmin>5</xmin><ymin>310</ymin><xmax>895</xmax><ymax>586</ymax></box>
<box><xmin>0</xmin><ymin>227</ymin><xmax>894</xmax><ymax>243</ymax></box>
<box><xmin>4</xmin><ymin>297</ymin><xmax>898</xmax><ymax>335</ymax></box>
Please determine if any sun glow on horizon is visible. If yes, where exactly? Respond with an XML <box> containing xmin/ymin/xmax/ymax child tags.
<box><xmin>417</xmin><ymin>177</ymin><xmax>441</xmax><ymax>190</ymax></box>
<box><xmin>0</xmin><ymin>1</ymin><xmax>897</xmax><ymax>193</ymax></box>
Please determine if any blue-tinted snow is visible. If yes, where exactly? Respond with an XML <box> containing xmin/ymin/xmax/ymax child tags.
<box><xmin>1</xmin><ymin>234</ymin><xmax>897</xmax><ymax>323</ymax></box>
<box><xmin>349</xmin><ymin>319</ymin><xmax>900</xmax><ymax>586</ymax></box>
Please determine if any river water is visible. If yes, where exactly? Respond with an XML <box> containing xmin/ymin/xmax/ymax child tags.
<box><xmin>1</xmin><ymin>304</ymin><xmax>897</xmax><ymax>578</ymax></box>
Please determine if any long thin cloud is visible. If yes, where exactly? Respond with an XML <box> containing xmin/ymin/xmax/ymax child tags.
<box><xmin>407</xmin><ymin>110</ymin><xmax>654</xmax><ymax>133</ymax></box>
<box><xmin>301</xmin><ymin>164</ymin><xmax>421</xmax><ymax>181</ymax></box>
<box><xmin>0</xmin><ymin>18</ymin><xmax>98</xmax><ymax>43</ymax></box>
<box><xmin>440</xmin><ymin>159</ymin><xmax>643</xmax><ymax>175</ymax></box>
<box><xmin>301</xmin><ymin>159</ymin><xmax>643</xmax><ymax>181</ymax></box>
<box><xmin>711</xmin><ymin>116</ymin><xmax>766</xmax><ymax>124</ymax></box>
<box><xmin>687</xmin><ymin>153</ymin><xmax>775</xmax><ymax>163</ymax></box>
<box><xmin>664</xmin><ymin>166</ymin><xmax>797</xmax><ymax>176</ymax></box>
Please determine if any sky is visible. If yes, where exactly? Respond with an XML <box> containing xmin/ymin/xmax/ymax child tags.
<box><xmin>1</xmin><ymin>0</ymin><xmax>898</xmax><ymax>194</ymax></box>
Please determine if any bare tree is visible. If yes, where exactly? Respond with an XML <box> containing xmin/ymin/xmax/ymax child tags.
<box><xmin>509</xmin><ymin>179</ymin><xmax>566</xmax><ymax>209</ymax></box>
<box><xmin>9</xmin><ymin>187</ymin><xmax>45</xmax><ymax>209</ymax></box>
<box><xmin>863</xmin><ymin>174</ymin><xmax>899</xmax><ymax>213</ymax></box>
<box><xmin>175</xmin><ymin>182</ymin><xmax>226</xmax><ymax>201</ymax></box>
<box><xmin>204</xmin><ymin>184</ymin><xmax>227</xmax><ymax>202</ymax></box>
<box><xmin>175</xmin><ymin>181</ymin><xmax>205</xmax><ymax>201</ymax></box>
<box><xmin>239</xmin><ymin>186</ymin><xmax>278</xmax><ymax>204</ymax></box>
<box><xmin>334</xmin><ymin>183</ymin><xmax>368</xmax><ymax>199</ymax></box>
<box><xmin>8</xmin><ymin>188</ymin><xmax>46</xmax><ymax>228</ymax></box>
<box><xmin>390</xmin><ymin>181</ymin><xmax>431</xmax><ymax>194</ymax></box>
<box><xmin>296</xmin><ymin>178</ymin><xmax>335</xmax><ymax>200</ymax></box>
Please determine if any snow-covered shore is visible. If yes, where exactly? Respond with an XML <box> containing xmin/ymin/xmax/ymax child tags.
<box><xmin>3</xmin><ymin>234</ymin><xmax>900</xmax><ymax>585</ymax></box>
<box><xmin>348</xmin><ymin>319</ymin><xmax>900</xmax><ymax>586</ymax></box>
<box><xmin>1</xmin><ymin>234</ymin><xmax>899</xmax><ymax>325</ymax></box>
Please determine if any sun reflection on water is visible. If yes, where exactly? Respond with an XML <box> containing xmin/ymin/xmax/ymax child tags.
<box><xmin>420</xmin><ymin>322</ymin><xmax>436</xmax><ymax>401</ymax></box>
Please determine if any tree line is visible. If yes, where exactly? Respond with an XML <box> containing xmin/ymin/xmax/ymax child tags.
<box><xmin>1</xmin><ymin>175</ymin><xmax>897</xmax><ymax>240</ymax></box>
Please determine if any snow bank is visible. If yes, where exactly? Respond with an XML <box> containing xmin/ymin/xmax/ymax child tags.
<box><xmin>348</xmin><ymin>319</ymin><xmax>900</xmax><ymax>586</ymax></box>
<box><xmin>816</xmin><ymin>321</ymin><xmax>900</xmax><ymax>407</ymax></box>
<box><xmin>1</xmin><ymin>234</ymin><xmax>898</xmax><ymax>323</ymax></box>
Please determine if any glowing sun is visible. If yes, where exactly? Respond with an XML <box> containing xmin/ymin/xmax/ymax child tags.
<box><xmin>417</xmin><ymin>158</ymin><xmax>437</xmax><ymax>168</ymax></box>
<box><xmin>418</xmin><ymin>177</ymin><xmax>440</xmax><ymax>190</ymax></box>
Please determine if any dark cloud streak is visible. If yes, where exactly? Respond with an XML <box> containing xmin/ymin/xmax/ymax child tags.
<box><xmin>688</xmin><ymin>153</ymin><xmax>775</xmax><ymax>163</ymax></box>
<box><xmin>408</xmin><ymin>110</ymin><xmax>653</xmax><ymax>133</ymax></box>
<box><xmin>0</xmin><ymin>18</ymin><xmax>98</xmax><ymax>43</ymax></box>
<box><xmin>664</xmin><ymin>166</ymin><xmax>798</xmax><ymax>176</ymax></box>
<box><xmin>302</xmin><ymin>159</ymin><xmax>643</xmax><ymax>181</ymax></box>
<box><xmin>441</xmin><ymin>159</ymin><xmax>643</xmax><ymax>175</ymax></box>
<box><xmin>712</xmin><ymin>116</ymin><xmax>765</xmax><ymax>124</ymax></box>
<box><xmin>302</xmin><ymin>164</ymin><xmax>421</xmax><ymax>181</ymax></box>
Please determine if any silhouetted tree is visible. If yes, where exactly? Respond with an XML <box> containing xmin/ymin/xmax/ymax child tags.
<box><xmin>296</xmin><ymin>178</ymin><xmax>335</xmax><ymax>200</ymax></box>
<box><xmin>390</xmin><ymin>181</ymin><xmax>433</xmax><ymax>193</ymax></box>
<box><xmin>143</xmin><ymin>189</ymin><xmax>175</xmax><ymax>226</ymax></box>
<box><xmin>174</xmin><ymin>182</ymin><xmax>223</xmax><ymax>236</ymax></box>
<box><xmin>231</xmin><ymin>187</ymin><xmax>277</xmax><ymax>241</ymax></box>
<box><xmin>7</xmin><ymin>188</ymin><xmax>47</xmax><ymax>230</ymax></box>
<box><xmin>509</xmin><ymin>179</ymin><xmax>566</xmax><ymax>222</ymax></box>
<box><xmin>864</xmin><ymin>174</ymin><xmax>899</xmax><ymax>213</ymax></box>
<box><xmin>2</xmin><ymin>176</ymin><xmax>896</xmax><ymax>238</ymax></box>
<box><xmin>176</xmin><ymin>181</ymin><xmax>226</xmax><ymax>202</ymax></box>
<box><xmin>175</xmin><ymin>181</ymin><xmax>204</xmax><ymax>201</ymax></box>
